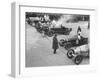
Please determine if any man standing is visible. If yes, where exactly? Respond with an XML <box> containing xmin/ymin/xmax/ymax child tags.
<box><xmin>76</xmin><ymin>26</ymin><xmax>82</xmax><ymax>44</ymax></box>
<box><xmin>52</xmin><ymin>34</ymin><xmax>59</xmax><ymax>54</ymax></box>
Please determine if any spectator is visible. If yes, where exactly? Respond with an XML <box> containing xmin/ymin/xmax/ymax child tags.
<box><xmin>52</xmin><ymin>34</ymin><xmax>59</xmax><ymax>54</ymax></box>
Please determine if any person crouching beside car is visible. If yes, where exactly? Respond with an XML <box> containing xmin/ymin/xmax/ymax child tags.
<box><xmin>52</xmin><ymin>34</ymin><xmax>59</xmax><ymax>54</ymax></box>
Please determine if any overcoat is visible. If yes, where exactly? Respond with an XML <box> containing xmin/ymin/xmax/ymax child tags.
<box><xmin>52</xmin><ymin>37</ymin><xmax>59</xmax><ymax>49</ymax></box>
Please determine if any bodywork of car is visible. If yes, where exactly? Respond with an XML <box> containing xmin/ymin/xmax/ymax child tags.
<box><xmin>67</xmin><ymin>44</ymin><xmax>89</xmax><ymax>65</ymax></box>
<box><xmin>59</xmin><ymin>35</ymin><xmax>88</xmax><ymax>50</ymax></box>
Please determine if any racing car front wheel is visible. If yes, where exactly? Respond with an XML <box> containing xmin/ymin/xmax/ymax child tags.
<box><xmin>67</xmin><ymin>49</ymin><xmax>74</xmax><ymax>59</ymax></box>
<box><xmin>74</xmin><ymin>55</ymin><xmax>83</xmax><ymax>65</ymax></box>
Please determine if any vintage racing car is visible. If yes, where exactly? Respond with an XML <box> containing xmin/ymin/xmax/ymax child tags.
<box><xmin>67</xmin><ymin>44</ymin><xmax>89</xmax><ymax>65</ymax></box>
<box><xmin>36</xmin><ymin>22</ymin><xmax>72</xmax><ymax>37</ymax></box>
<box><xmin>50</xmin><ymin>27</ymin><xmax>72</xmax><ymax>36</ymax></box>
<box><xmin>59</xmin><ymin>35</ymin><xmax>88</xmax><ymax>50</ymax></box>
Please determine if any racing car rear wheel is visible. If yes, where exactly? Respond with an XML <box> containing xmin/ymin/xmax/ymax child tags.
<box><xmin>67</xmin><ymin>49</ymin><xmax>74</xmax><ymax>59</ymax></box>
<box><xmin>74</xmin><ymin>55</ymin><xmax>83</xmax><ymax>65</ymax></box>
<box><xmin>47</xmin><ymin>31</ymin><xmax>53</xmax><ymax>37</ymax></box>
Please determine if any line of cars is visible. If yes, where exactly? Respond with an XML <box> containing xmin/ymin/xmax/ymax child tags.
<box><xmin>27</xmin><ymin>17</ymin><xmax>72</xmax><ymax>37</ymax></box>
<box><xmin>26</xmin><ymin>17</ymin><xmax>89</xmax><ymax>65</ymax></box>
<box><xmin>36</xmin><ymin>23</ymin><xmax>72</xmax><ymax>37</ymax></box>
<box><xmin>59</xmin><ymin>35</ymin><xmax>89</xmax><ymax>65</ymax></box>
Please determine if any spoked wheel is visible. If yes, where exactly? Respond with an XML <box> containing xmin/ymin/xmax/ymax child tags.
<box><xmin>74</xmin><ymin>55</ymin><xmax>83</xmax><ymax>65</ymax></box>
<box><xmin>67</xmin><ymin>49</ymin><xmax>74</xmax><ymax>59</ymax></box>
<box><xmin>47</xmin><ymin>31</ymin><xmax>53</xmax><ymax>37</ymax></box>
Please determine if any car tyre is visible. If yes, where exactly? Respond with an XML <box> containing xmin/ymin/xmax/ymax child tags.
<box><xmin>59</xmin><ymin>39</ymin><xmax>65</xmax><ymax>46</ymax></box>
<box><xmin>67</xmin><ymin>49</ymin><xmax>74</xmax><ymax>59</ymax></box>
<box><xmin>48</xmin><ymin>31</ymin><xmax>53</xmax><ymax>37</ymax></box>
<box><xmin>74</xmin><ymin>55</ymin><xmax>83</xmax><ymax>65</ymax></box>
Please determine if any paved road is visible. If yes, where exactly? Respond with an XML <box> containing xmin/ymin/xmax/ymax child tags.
<box><xmin>25</xmin><ymin>23</ymin><xmax>89</xmax><ymax>67</ymax></box>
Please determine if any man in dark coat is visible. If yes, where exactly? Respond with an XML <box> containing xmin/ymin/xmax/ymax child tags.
<box><xmin>52</xmin><ymin>34</ymin><xmax>59</xmax><ymax>54</ymax></box>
